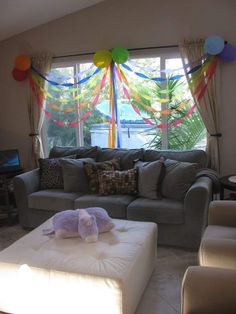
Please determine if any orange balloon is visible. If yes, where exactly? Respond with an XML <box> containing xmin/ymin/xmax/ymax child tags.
<box><xmin>15</xmin><ymin>55</ymin><xmax>32</xmax><ymax>71</ymax></box>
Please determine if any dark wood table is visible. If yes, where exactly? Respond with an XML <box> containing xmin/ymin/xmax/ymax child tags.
<box><xmin>220</xmin><ymin>175</ymin><xmax>236</xmax><ymax>200</ymax></box>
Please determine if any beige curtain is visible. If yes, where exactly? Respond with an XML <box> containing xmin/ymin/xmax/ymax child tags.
<box><xmin>28</xmin><ymin>52</ymin><xmax>53</xmax><ymax>168</ymax></box>
<box><xmin>179</xmin><ymin>39</ymin><xmax>221</xmax><ymax>172</ymax></box>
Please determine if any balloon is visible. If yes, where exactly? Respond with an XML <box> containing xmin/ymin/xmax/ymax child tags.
<box><xmin>219</xmin><ymin>43</ymin><xmax>236</xmax><ymax>61</ymax></box>
<box><xmin>12</xmin><ymin>68</ymin><xmax>28</xmax><ymax>81</ymax></box>
<box><xmin>15</xmin><ymin>55</ymin><xmax>32</xmax><ymax>71</ymax></box>
<box><xmin>204</xmin><ymin>35</ymin><xmax>225</xmax><ymax>55</ymax></box>
<box><xmin>112</xmin><ymin>47</ymin><xmax>129</xmax><ymax>64</ymax></box>
<box><xmin>93</xmin><ymin>50</ymin><xmax>112</xmax><ymax>68</ymax></box>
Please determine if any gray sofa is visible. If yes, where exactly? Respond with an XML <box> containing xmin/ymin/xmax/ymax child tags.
<box><xmin>13</xmin><ymin>146</ymin><xmax>213</xmax><ymax>250</ymax></box>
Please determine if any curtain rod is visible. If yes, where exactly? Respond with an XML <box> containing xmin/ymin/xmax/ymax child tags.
<box><xmin>53</xmin><ymin>44</ymin><xmax>178</xmax><ymax>59</ymax></box>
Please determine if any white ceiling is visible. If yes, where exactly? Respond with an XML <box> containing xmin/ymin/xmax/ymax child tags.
<box><xmin>0</xmin><ymin>0</ymin><xmax>105</xmax><ymax>42</ymax></box>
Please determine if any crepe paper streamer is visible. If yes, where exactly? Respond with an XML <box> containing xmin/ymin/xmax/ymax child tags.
<box><xmin>120</xmin><ymin>68</ymin><xmax>191</xmax><ymax>115</ymax></box>
<box><xmin>111</xmin><ymin>47</ymin><xmax>129</xmax><ymax>64</ymax></box>
<box><xmin>93</xmin><ymin>50</ymin><xmax>112</xmax><ymax>68</ymax></box>
<box><xmin>12</xmin><ymin>68</ymin><xmax>28</xmax><ymax>81</ymax></box>
<box><xmin>31</xmin><ymin>66</ymin><xmax>102</xmax><ymax>87</ymax></box>
<box><xmin>45</xmin><ymin>70</ymin><xmax>108</xmax><ymax>114</ymax></box>
<box><xmin>219</xmin><ymin>43</ymin><xmax>236</xmax><ymax>61</ymax></box>
<box><xmin>111</xmin><ymin>62</ymin><xmax>122</xmax><ymax>148</ymax></box>
<box><xmin>108</xmin><ymin>64</ymin><xmax>116</xmax><ymax>148</ymax></box>
<box><xmin>204</xmin><ymin>35</ymin><xmax>225</xmax><ymax>55</ymax></box>
<box><xmin>29</xmin><ymin>72</ymin><xmax>106</xmax><ymax>127</ymax></box>
<box><xmin>193</xmin><ymin>57</ymin><xmax>218</xmax><ymax>101</ymax></box>
<box><xmin>15</xmin><ymin>55</ymin><xmax>32</xmax><ymax>71</ymax></box>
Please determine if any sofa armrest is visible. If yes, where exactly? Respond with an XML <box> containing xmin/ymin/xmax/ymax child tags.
<box><xmin>181</xmin><ymin>266</ymin><xmax>236</xmax><ymax>314</ymax></box>
<box><xmin>208</xmin><ymin>200</ymin><xmax>236</xmax><ymax>227</ymax></box>
<box><xmin>13</xmin><ymin>169</ymin><xmax>40</xmax><ymax>228</ymax></box>
<box><xmin>184</xmin><ymin>177</ymin><xmax>212</xmax><ymax>228</ymax></box>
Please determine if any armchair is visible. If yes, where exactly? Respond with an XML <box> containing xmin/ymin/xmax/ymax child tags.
<box><xmin>181</xmin><ymin>200</ymin><xmax>236</xmax><ymax>314</ymax></box>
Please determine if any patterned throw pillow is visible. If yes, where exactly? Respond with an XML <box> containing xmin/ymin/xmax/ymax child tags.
<box><xmin>98</xmin><ymin>168</ymin><xmax>138</xmax><ymax>196</ymax></box>
<box><xmin>84</xmin><ymin>159</ymin><xmax>120</xmax><ymax>194</ymax></box>
<box><xmin>39</xmin><ymin>156</ymin><xmax>76</xmax><ymax>189</ymax></box>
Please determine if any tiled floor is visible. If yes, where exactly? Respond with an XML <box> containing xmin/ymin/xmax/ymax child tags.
<box><xmin>136</xmin><ymin>247</ymin><xmax>197</xmax><ymax>314</ymax></box>
<box><xmin>0</xmin><ymin>225</ymin><xmax>197</xmax><ymax>314</ymax></box>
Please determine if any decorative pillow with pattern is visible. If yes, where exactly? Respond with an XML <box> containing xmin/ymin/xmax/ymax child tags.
<box><xmin>39</xmin><ymin>156</ymin><xmax>75</xmax><ymax>190</ymax></box>
<box><xmin>84</xmin><ymin>159</ymin><xmax>120</xmax><ymax>194</ymax></box>
<box><xmin>98</xmin><ymin>168</ymin><xmax>138</xmax><ymax>196</ymax></box>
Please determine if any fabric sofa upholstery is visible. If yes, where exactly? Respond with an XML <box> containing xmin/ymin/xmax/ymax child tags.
<box><xmin>181</xmin><ymin>201</ymin><xmax>236</xmax><ymax>313</ymax></box>
<box><xmin>13</xmin><ymin>146</ymin><xmax>213</xmax><ymax>250</ymax></box>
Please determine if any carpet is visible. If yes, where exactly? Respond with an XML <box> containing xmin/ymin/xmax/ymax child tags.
<box><xmin>0</xmin><ymin>224</ymin><xmax>197</xmax><ymax>314</ymax></box>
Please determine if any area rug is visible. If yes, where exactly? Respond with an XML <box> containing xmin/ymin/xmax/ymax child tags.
<box><xmin>0</xmin><ymin>224</ymin><xmax>197</xmax><ymax>314</ymax></box>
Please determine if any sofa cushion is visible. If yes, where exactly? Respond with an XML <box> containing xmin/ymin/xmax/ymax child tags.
<box><xmin>84</xmin><ymin>159</ymin><xmax>120</xmax><ymax>194</ymax></box>
<box><xmin>49</xmin><ymin>146</ymin><xmax>99</xmax><ymax>159</ymax></box>
<box><xmin>74</xmin><ymin>194</ymin><xmax>136</xmax><ymax>219</ymax></box>
<box><xmin>127</xmin><ymin>197</ymin><xmax>184</xmax><ymax>224</ymax></box>
<box><xmin>97</xmin><ymin>148</ymin><xmax>144</xmax><ymax>170</ymax></box>
<box><xmin>28</xmin><ymin>190</ymin><xmax>82</xmax><ymax>211</ymax></box>
<box><xmin>39</xmin><ymin>157</ymin><xmax>75</xmax><ymax>190</ymax></box>
<box><xmin>134</xmin><ymin>160</ymin><xmax>164</xmax><ymax>199</ymax></box>
<box><xmin>60</xmin><ymin>158</ymin><xmax>94</xmax><ymax>193</ymax></box>
<box><xmin>143</xmin><ymin>149</ymin><xmax>207</xmax><ymax>169</ymax></box>
<box><xmin>162</xmin><ymin>159</ymin><xmax>198</xmax><ymax>201</ymax></box>
<box><xmin>98</xmin><ymin>168</ymin><xmax>138</xmax><ymax>196</ymax></box>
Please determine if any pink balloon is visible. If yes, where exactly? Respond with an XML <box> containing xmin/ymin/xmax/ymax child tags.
<box><xmin>219</xmin><ymin>43</ymin><xmax>236</xmax><ymax>61</ymax></box>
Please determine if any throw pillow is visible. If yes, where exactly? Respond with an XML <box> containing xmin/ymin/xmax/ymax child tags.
<box><xmin>39</xmin><ymin>155</ymin><xmax>76</xmax><ymax>190</ymax></box>
<box><xmin>84</xmin><ymin>159</ymin><xmax>121</xmax><ymax>193</ymax></box>
<box><xmin>134</xmin><ymin>160</ymin><xmax>164</xmax><ymax>199</ymax></box>
<box><xmin>98</xmin><ymin>168</ymin><xmax>138</xmax><ymax>196</ymax></box>
<box><xmin>60</xmin><ymin>158</ymin><xmax>95</xmax><ymax>193</ymax></box>
<box><xmin>161</xmin><ymin>159</ymin><xmax>198</xmax><ymax>201</ymax></box>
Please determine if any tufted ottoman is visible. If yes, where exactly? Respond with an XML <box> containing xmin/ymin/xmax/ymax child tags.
<box><xmin>0</xmin><ymin>219</ymin><xmax>157</xmax><ymax>314</ymax></box>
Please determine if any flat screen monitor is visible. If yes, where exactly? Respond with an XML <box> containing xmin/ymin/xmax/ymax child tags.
<box><xmin>0</xmin><ymin>149</ymin><xmax>21</xmax><ymax>173</ymax></box>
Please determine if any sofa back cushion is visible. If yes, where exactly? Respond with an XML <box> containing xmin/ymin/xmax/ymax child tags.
<box><xmin>97</xmin><ymin>148</ymin><xmax>144</xmax><ymax>170</ymax></box>
<box><xmin>49</xmin><ymin>146</ymin><xmax>99</xmax><ymax>160</ymax></box>
<box><xmin>135</xmin><ymin>160</ymin><xmax>164</xmax><ymax>199</ymax></box>
<box><xmin>161</xmin><ymin>159</ymin><xmax>198</xmax><ymax>201</ymax></box>
<box><xmin>61</xmin><ymin>158</ymin><xmax>94</xmax><ymax>193</ymax></box>
<box><xmin>143</xmin><ymin>149</ymin><xmax>206</xmax><ymax>169</ymax></box>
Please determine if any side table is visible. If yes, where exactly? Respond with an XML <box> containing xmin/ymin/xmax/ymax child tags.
<box><xmin>220</xmin><ymin>175</ymin><xmax>236</xmax><ymax>200</ymax></box>
<box><xmin>0</xmin><ymin>168</ymin><xmax>23</xmax><ymax>224</ymax></box>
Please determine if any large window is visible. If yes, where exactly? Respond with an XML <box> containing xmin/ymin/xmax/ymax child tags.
<box><xmin>42</xmin><ymin>49</ymin><xmax>206</xmax><ymax>155</ymax></box>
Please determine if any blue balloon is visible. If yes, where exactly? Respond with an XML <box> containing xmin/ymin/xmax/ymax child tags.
<box><xmin>204</xmin><ymin>35</ymin><xmax>225</xmax><ymax>55</ymax></box>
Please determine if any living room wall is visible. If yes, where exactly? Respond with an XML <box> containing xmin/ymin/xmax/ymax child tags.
<box><xmin>0</xmin><ymin>0</ymin><xmax>235</xmax><ymax>175</ymax></box>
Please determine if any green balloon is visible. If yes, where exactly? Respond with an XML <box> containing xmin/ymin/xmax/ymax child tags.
<box><xmin>112</xmin><ymin>47</ymin><xmax>129</xmax><ymax>64</ymax></box>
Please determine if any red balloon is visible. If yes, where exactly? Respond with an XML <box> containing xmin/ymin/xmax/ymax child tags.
<box><xmin>12</xmin><ymin>68</ymin><xmax>28</xmax><ymax>81</ymax></box>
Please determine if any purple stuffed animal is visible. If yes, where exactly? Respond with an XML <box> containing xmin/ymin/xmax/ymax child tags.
<box><xmin>43</xmin><ymin>207</ymin><xmax>114</xmax><ymax>243</ymax></box>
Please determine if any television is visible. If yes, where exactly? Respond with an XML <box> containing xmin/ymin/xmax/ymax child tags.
<box><xmin>0</xmin><ymin>149</ymin><xmax>21</xmax><ymax>173</ymax></box>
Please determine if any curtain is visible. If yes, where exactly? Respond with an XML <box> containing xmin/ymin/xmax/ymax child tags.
<box><xmin>28</xmin><ymin>52</ymin><xmax>53</xmax><ymax>168</ymax></box>
<box><xmin>179</xmin><ymin>39</ymin><xmax>221</xmax><ymax>172</ymax></box>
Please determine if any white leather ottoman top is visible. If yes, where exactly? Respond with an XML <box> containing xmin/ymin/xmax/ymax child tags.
<box><xmin>0</xmin><ymin>219</ymin><xmax>157</xmax><ymax>314</ymax></box>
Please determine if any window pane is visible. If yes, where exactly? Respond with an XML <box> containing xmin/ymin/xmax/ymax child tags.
<box><xmin>43</xmin><ymin>66</ymin><xmax>77</xmax><ymax>153</ymax></box>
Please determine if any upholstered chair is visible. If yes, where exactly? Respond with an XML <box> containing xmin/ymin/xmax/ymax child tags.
<box><xmin>181</xmin><ymin>200</ymin><xmax>236</xmax><ymax>314</ymax></box>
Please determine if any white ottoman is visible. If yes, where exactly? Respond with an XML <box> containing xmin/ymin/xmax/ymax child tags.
<box><xmin>0</xmin><ymin>219</ymin><xmax>157</xmax><ymax>314</ymax></box>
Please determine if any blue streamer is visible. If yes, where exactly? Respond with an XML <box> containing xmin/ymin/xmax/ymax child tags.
<box><xmin>31</xmin><ymin>66</ymin><xmax>101</xmax><ymax>87</ymax></box>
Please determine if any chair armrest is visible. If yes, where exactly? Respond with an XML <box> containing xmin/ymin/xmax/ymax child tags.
<box><xmin>181</xmin><ymin>266</ymin><xmax>236</xmax><ymax>314</ymax></box>
<box><xmin>208</xmin><ymin>200</ymin><xmax>236</xmax><ymax>227</ymax></box>
<box><xmin>184</xmin><ymin>177</ymin><xmax>212</xmax><ymax>227</ymax></box>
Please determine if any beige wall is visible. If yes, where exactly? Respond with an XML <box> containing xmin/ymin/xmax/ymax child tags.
<box><xmin>0</xmin><ymin>0</ymin><xmax>235</xmax><ymax>174</ymax></box>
